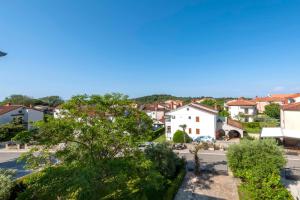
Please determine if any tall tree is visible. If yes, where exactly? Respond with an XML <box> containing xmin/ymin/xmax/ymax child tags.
<box><xmin>15</xmin><ymin>93</ymin><xmax>164</xmax><ymax>199</ymax></box>
<box><xmin>1</xmin><ymin>95</ymin><xmax>43</xmax><ymax>106</ymax></box>
<box><xmin>39</xmin><ymin>96</ymin><xmax>64</xmax><ymax>107</ymax></box>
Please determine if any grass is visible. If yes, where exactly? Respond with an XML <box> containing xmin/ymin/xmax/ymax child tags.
<box><xmin>153</xmin><ymin>134</ymin><xmax>166</xmax><ymax>143</ymax></box>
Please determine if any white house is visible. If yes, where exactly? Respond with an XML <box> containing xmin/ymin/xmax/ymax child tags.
<box><xmin>0</xmin><ymin>104</ymin><xmax>44</xmax><ymax>130</ymax></box>
<box><xmin>142</xmin><ymin>104</ymin><xmax>166</xmax><ymax>122</ymax></box>
<box><xmin>225</xmin><ymin>98</ymin><xmax>257</xmax><ymax>122</ymax></box>
<box><xmin>165</xmin><ymin>103</ymin><xmax>218</xmax><ymax>140</ymax></box>
<box><xmin>261</xmin><ymin>102</ymin><xmax>300</xmax><ymax>146</ymax></box>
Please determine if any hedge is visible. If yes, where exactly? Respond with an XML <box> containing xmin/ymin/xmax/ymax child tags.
<box><xmin>150</xmin><ymin>127</ymin><xmax>165</xmax><ymax>141</ymax></box>
<box><xmin>163</xmin><ymin>168</ymin><xmax>186</xmax><ymax>200</ymax></box>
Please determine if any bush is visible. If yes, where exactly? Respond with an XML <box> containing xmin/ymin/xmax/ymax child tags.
<box><xmin>0</xmin><ymin>123</ymin><xmax>25</xmax><ymax>141</ymax></box>
<box><xmin>145</xmin><ymin>143</ymin><xmax>182</xmax><ymax>179</ymax></box>
<box><xmin>227</xmin><ymin>139</ymin><xmax>292</xmax><ymax>200</ymax></box>
<box><xmin>172</xmin><ymin>130</ymin><xmax>192</xmax><ymax>143</ymax></box>
<box><xmin>0</xmin><ymin>169</ymin><xmax>15</xmax><ymax>200</ymax></box>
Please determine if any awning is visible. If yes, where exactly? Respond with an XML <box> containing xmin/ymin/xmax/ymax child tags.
<box><xmin>261</xmin><ymin>128</ymin><xmax>300</xmax><ymax>139</ymax></box>
<box><xmin>261</xmin><ymin>127</ymin><xmax>283</xmax><ymax>138</ymax></box>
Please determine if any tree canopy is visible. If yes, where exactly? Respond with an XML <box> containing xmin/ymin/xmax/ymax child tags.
<box><xmin>14</xmin><ymin>93</ymin><xmax>183</xmax><ymax>199</ymax></box>
<box><xmin>39</xmin><ymin>96</ymin><xmax>64</xmax><ymax>107</ymax></box>
<box><xmin>264</xmin><ymin>103</ymin><xmax>280</xmax><ymax>119</ymax></box>
<box><xmin>0</xmin><ymin>95</ymin><xmax>64</xmax><ymax>107</ymax></box>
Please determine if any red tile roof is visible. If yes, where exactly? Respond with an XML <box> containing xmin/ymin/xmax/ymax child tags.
<box><xmin>0</xmin><ymin>105</ymin><xmax>23</xmax><ymax>115</ymax></box>
<box><xmin>254</xmin><ymin>97</ymin><xmax>285</xmax><ymax>102</ymax></box>
<box><xmin>227</xmin><ymin>118</ymin><xmax>243</xmax><ymax>129</ymax></box>
<box><xmin>271</xmin><ymin>93</ymin><xmax>300</xmax><ymax>98</ymax></box>
<box><xmin>282</xmin><ymin>102</ymin><xmax>300</xmax><ymax>111</ymax></box>
<box><xmin>226</xmin><ymin>99</ymin><xmax>256</xmax><ymax>106</ymax></box>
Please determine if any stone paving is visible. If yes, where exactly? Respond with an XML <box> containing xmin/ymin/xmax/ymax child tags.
<box><xmin>174</xmin><ymin>172</ymin><xmax>239</xmax><ymax>200</ymax></box>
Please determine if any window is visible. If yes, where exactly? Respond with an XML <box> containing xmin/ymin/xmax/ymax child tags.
<box><xmin>196</xmin><ymin>116</ymin><xmax>200</xmax><ymax>122</ymax></box>
<box><xmin>187</xmin><ymin>108</ymin><xmax>189</xmax><ymax>111</ymax></box>
<box><xmin>189</xmin><ymin>128</ymin><xmax>192</xmax><ymax>134</ymax></box>
<box><xmin>244</xmin><ymin>108</ymin><xmax>249</xmax><ymax>114</ymax></box>
<box><xmin>245</xmin><ymin>117</ymin><xmax>249</xmax><ymax>122</ymax></box>
<box><xmin>188</xmin><ymin>116</ymin><xmax>191</xmax><ymax>119</ymax></box>
<box><xmin>167</xmin><ymin>126</ymin><xmax>171</xmax><ymax>133</ymax></box>
<box><xmin>172</xmin><ymin>116</ymin><xmax>175</xmax><ymax>119</ymax></box>
<box><xmin>196</xmin><ymin>129</ymin><xmax>200</xmax><ymax>134</ymax></box>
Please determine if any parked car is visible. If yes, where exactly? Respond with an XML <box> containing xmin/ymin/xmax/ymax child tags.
<box><xmin>194</xmin><ymin>136</ymin><xmax>215</xmax><ymax>143</ymax></box>
<box><xmin>172</xmin><ymin>143</ymin><xmax>187</xmax><ymax>150</ymax></box>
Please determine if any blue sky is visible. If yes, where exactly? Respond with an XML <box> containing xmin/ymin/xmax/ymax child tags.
<box><xmin>1</xmin><ymin>0</ymin><xmax>300</xmax><ymax>100</ymax></box>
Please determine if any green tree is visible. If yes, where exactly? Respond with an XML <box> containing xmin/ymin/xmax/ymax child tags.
<box><xmin>218</xmin><ymin>110</ymin><xmax>229</xmax><ymax>117</ymax></box>
<box><xmin>264</xmin><ymin>103</ymin><xmax>280</xmax><ymax>119</ymax></box>
<box><xmin>39</xmin><ymin>96</ymin><xmax>64</xmax><ymax>107</ymax></box>
<box><xmin>1</xmin><ymin>95</ymin><xmax>43</xmax><ymax>106</ymax></box>
<box><xmin>145</xmin><ymin>143</ymin><xmax>181</xmax><ymax>179</ymax></box>
<box><xmin>15</xmin><ymin>93</ymin><xmax>169</xmax><ymax>199</ymax></box>
<box><xmin>172</xmin><ymin>130</ymin><xmax>192</xmax><ymax>143</ymax></box>
<box><xmin>200</xmin><ymin>99</ymin><xmax>216</xmax><ymax>107</ymax></box>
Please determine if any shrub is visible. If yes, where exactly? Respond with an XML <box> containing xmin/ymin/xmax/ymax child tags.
<box><xmin>145</xmin><ymin>143</ymin><xmax>182</xmax><ymax>179</ymax></box>
<box><xmin>0</xmin><ymin>169</ymin><xmax>15</xmax><ymax>200</ymax></box>
<box><xmin>227</xmin><ymin>139</ymin><xmax>292</xmax><ymax>199</ymax></box>
<box><xmin>172</xmin><ymin>130</ymin><xmax>192</xmax><ymax>143</ymax></box>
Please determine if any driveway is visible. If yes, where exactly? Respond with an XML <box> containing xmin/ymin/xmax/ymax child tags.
<box><xmin>174</xmin><ymin>172</ymin><xmax>239</xmax><ymax>200</ymax></box>
<box><xmin>175</xmin><ymin>149</ymin><xmax>300</xmax><ymax>200</ymax></box>
<box><xmin>0</xmin><ymin>152</ymin><xmax>31</xmax><ymax>178</ymax></box>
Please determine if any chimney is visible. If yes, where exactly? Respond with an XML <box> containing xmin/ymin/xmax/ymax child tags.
<box><xmin>214</xmin><ymin>103</ymin><xmax>218</xmax><ymax>110</ymax></box>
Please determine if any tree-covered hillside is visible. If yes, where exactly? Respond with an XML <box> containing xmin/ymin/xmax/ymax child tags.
<box><xmin>0</xmin><ymin>95</ymin><xmax>64</xmax><ymax>107</ymax></box>
<box><xmin>133</xmin><ymin>94</ymin><xmax>206</xmax><ymax>104</ymax></box>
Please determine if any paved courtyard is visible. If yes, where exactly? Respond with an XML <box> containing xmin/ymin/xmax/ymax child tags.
<box><xmin>174</xmin><ymin>172</ymin><xmax>239</xmax><ymax>200</ymax></box>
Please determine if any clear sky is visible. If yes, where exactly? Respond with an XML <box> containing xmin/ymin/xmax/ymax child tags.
<box><xmin>1</xmin><ymin>0</ymin><xmax>300</xmax><ymax>100</ymax></box>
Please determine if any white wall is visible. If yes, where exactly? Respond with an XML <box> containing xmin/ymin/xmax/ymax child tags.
<box><xmin>228</xmin><ymin>106</ymin><xmax>256</xmax><ymax>122</ymax></box>
<box><xmin>281</xmin><ymin>110</ymin><xmax>300</xmax><ymax>131</ymax></box>
<box><xmin>165</xmin><ymin>105</ymin><xmax>217</xmax><ymax>140</ymax></box>
<box><xmin>0</xmin><ymin>107</ymin><xmax>43</xmax><ymax>130</ymax></box>
<box><xmin>0</xmin><ymin>107</ymin><xmax>24</xmax><ymax>124</ymax></box>
<box><xmin>146</xmin><ymin>110</ymin><xmax>164</xmax><ymax>121</ymax></box>
<box><xmin>294</xmin><ymin>97</ymin><xmax>300</xmax><ymax>103</ymax></box>
<box><xmin>25</xmin><ymin>109</ymin><xmax>44</xmax><ymax>129</ymax></box>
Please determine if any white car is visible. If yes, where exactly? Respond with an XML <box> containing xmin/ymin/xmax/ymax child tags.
<box><xmin>194</xmin><ymin>136</ymin><xmax>215</xmax><ymax>143</ymax></box>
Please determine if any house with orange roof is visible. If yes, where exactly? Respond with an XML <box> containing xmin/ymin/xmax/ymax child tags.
<box><xmin>224</xmin><ymin>98</ymin><xmax>257</xmax><ymax>122</ymax></box>
<box><xmin>164</xmin><ymin>100</ymin><xmax>183</xmax><ymax>110</ymax></box>
<box><xmin>253</xmin><ymin>96</ymin><xmax>286</xmax><ymax>113</ymax></box>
